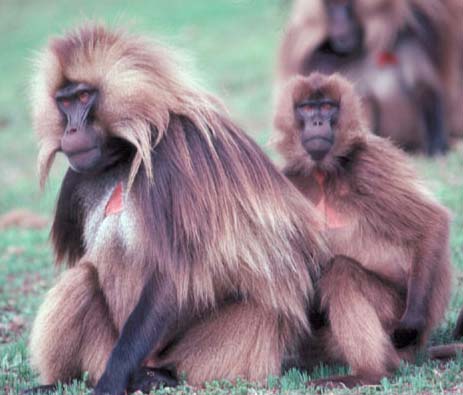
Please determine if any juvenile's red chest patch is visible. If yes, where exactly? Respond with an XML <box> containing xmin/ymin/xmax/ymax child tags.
<box><xmin>377</xmin><ymin>52</ymin><xmax>398</xmax><ymax>67</ymax></box>
<box><xmin>105</xmin><ymin>182</ymin><xmax>124</xmax><ymax>217</ymax></box>
<box><xmin>315</xmin><ymin>196</ymin><xmax>348</xmax><ymax>229</ymax></box>
<box><xmin>313</xmin><ymin>171</ymin><xmax>348</xmax><ymax>229</ymax></box>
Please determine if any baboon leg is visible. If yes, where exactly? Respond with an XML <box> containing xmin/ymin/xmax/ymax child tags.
<box><xmin>156</xmin><ymin>303</ymin><xmax>284</xmax><ymax>386</ymax></box>
<box><xmin>29</xmin><ymin>262</ymin><xmax>117</xmax><ymax>386</ymax></box>
<box><xmin>309</xmin><ymin>255</ymin><xmax>403</xmax><ymax>388</ymax></box>
<box><xmin>419</xmin><ymin>86</ymin><xmax>449</xmax><ymax>155</ymax></box>
<box><xmin>454</xmin><ymin>308</ymin><xmax>463</xmax><ymax>340</ymax></box>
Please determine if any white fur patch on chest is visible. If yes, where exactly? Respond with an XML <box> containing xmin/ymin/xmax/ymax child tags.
<box><xmin>84</xmin><ymin>183</ymin><xmax>142</xmax><ymax>262</ymax></box>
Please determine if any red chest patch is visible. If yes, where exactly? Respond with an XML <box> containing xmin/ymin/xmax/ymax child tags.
<box><xmin>105</xmin><ymin>182</ymin><xmax>124</xmax><ymax>217</ymax></box>
<box><xmin>313</xmin><ymin>171</ymin><xmax>349</xmax><ymax>229</ymax></box>
<box><xmin>377</xmin><ymin>52</ymin><xmax>398</xmax><ymax>67</ymax></box>
<box><xmin>315</xmin><ymin>196</ymin><xmax>348</xmax><ymax>229</ymax></box>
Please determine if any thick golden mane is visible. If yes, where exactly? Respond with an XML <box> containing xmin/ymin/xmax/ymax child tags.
<box><xmin>33</xmin><ymin>23</ymin><xmax>328</xmax><ymax>326</ymax></box>
<box><xmin>32</xmin><ymin>23</ymin><xmax>226</xmax><ymax>187</ymax></box>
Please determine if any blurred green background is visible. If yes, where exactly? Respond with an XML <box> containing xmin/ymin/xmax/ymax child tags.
<box><xmin>0</xmin><ymin>1</ymin><xmax>462</xmax><ymax>394</ymax></box>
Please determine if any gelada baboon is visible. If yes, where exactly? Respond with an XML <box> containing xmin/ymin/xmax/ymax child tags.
<box><xmin>27</xmin><ymin>24</ymin><xmax>328</xmax><ymax>394</ymax></box>
<box><xmin>274</xmin><ymin>72</ymin><xmax>452</xmax><ymax>387</ymax></box>
<box><xmin>277</xmin><ymin>0</ymin><xmax>460</xmax><ymax>155</ymax></box>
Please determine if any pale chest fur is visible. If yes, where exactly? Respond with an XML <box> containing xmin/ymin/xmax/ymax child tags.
<box><xmin>83</xmin><ymin>181</ymin><xmax>142</xmax><ymax>259</ymax></box>
<box><xmin>312</xmin><ymin>177</ymin><xmax>411</xmax><ymax>287</ymax></box>
<box><xmin>80</xmin><ymin>178</ymin><xmax>146</xmax><ymax>330</ymax></box>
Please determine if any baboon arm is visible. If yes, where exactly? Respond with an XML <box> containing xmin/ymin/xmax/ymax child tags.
<box><xmin>394</xmin><ymin>219</ymin><xmax>448</xmax><ymax>348</ymax></box>
<box><xmin>393</xmin><ymin>272</ymin><xmax>429</xmax><ymax>348</ymax></box>
<box><xmin>354</xmin><ymin>145</ymin><xmax>450</xmax><ymax>347</ymax></box>
<box><xmin>355</xmin><ymin>144</ymin><xmax>449</xmax><ymax>324</ymax></box>
<box><xmin>410</xmin><ymin>212</ymin><xmax>448</xmax><ymax>317</ymax></box>
<box><xmin>94</xmin><ymin>276</ymin><xmax>175</xmax><ymax>395</ymax></box>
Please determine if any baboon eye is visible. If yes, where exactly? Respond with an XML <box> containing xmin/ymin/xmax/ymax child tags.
<box><xmin>321</xmin><ymin>103</ymin><xmax>333</xmax><ymax>111</ymax></box>
<box><xmin>61</xmin><ymin>99</ymin><xmax>71</xmax><ymax>108</ymax></box>
<box><xmin>301</xmin><ymin>104</ymin><xmax>316</xmax><ymax>112</ymax></box>
<box><xmin>79</xmin><ymin>91</ymin><xmax>90</xmax><ymax>104</ymax></box>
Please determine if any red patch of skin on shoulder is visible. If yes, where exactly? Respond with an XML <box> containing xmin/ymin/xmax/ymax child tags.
<box><xmin>313</xmin><ymin>170</ymin><xmax>349</xmax><ymax>229</ymax></box>
<box><xmin>105</xmin><ymin>182</ymin><xmax>124</xmax><ymax>216</ymax></box>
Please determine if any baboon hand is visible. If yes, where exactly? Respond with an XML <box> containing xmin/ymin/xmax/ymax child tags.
<box><xmin>127</xmin><ymin>367</ymin><xmax>178</xmax><ymax>392</ymax></box>
<box><xmin>392</xmin><ymin>313</ymin><xmax>426</xmax><ymax>349</ymax></box>
<box><xmin>92</xmin><ymin>373</ymin><xmax>126</xmax><ymax>395</ymax></box>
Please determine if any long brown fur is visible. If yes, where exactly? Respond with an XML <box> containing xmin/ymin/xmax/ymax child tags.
<box><xmin>277</xmin><ymin>0</ymin><xmax>460</xmax><ymax>152</ymax></box>
<box><xmin>274</xmin><ymin>73</ymin><xmax>453</xmax><ymax>387</ymax></box>
<box><xmin>29</xmin><ymin>24</ymin><xmax>328</xmax><ymax>389</ymax></box>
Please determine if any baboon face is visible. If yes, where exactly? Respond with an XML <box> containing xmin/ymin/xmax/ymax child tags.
<box><xmin>55</xmin><ymin>82</ymin><xmax>130</xmax><ymax>173</ymax></box>
<box><xmin>324</xmin><ymin>0</ymin><xmax>363</xmax><ymax>55</ymax></box>
<box><xmin>295</xmin><ymin>92</ymin><xmax>340</xmax><ymax>161</ymax></box>
<box><xmin>55</xmin><ymin>82</ymin><xmax>102</xmax><ymax>172</ymax></box>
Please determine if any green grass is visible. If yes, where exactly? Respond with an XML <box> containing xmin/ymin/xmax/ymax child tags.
<box><xmin>0</xmin><ymin>1</ymin><xmax>462</xmax><ymax>394</ymax></box>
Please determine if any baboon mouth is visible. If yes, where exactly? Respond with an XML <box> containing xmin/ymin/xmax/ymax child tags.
<box><xmin>303</xmin><ymin>137</ymin><xmax>333</xmax><ymax>161</ymax></box>
<box><xmin>304</xmin><ymin>136</ymin><xmax>333</xmax><ymax>143</ymax></box>
<box><xmin>68</xmin><ymin>146</ymin><xmax>99</xmax><ymax>157</ymax></box>
<box><xmin>68</xmin><ymin>147</ymin><xmax>101</xmax><ymax>172</ymax></box>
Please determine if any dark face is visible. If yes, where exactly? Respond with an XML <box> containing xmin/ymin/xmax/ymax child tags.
<box><xmin>55</xmin><ymin>82</ymin><xmax>103</xmax><ymax>172</ymax></box>
<box><xmin>295</xmin><ymin>94</ymin><xmax>339</xmax><ymax>161</ymax></box>
<box><xmin>325</xmin><ymin>0</ymin><xmax>363</xmax><ymax>55</ymax></box>
<box><xmin>56</xmin><ymin>82</ymin><xmax>135</xmax><ymax>174</ymax></box>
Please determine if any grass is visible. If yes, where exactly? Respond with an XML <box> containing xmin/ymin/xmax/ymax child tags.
<box><xmin>0</xmin><ymin>1</ymin><xmax>462</xmax><ymax>394</ymax></box>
